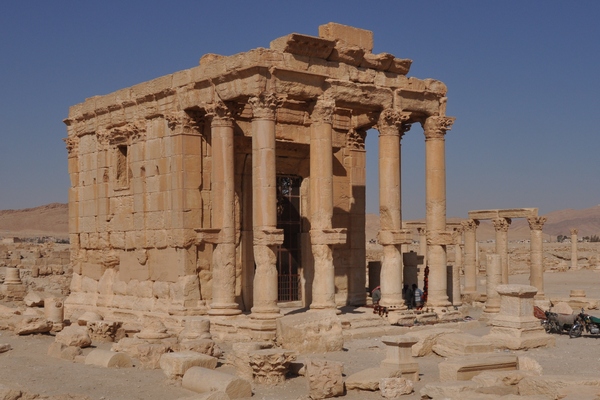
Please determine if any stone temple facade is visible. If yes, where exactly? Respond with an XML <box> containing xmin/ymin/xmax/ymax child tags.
<box><xmin>63</xmin><ymin>23</ymin><xmax>455</xmax><ymax>325</ymax></box>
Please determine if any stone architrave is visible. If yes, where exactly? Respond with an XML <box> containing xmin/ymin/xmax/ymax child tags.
<box><xmin>528</xmin><ymin>216</ymin><xmax>546</xmax><ymax>299</ymax></box>
<box><xmin>380</xmin><ymin>335</ymin><xmax>419</xmax><ymax>381</ymax></box>
<box><xmin>207</xmin><ymin>103</ymin><xmax>241</xmax><ymax>316</ymax></box>
<box><xmin>309</xmin><ymin>96</ymin><xmax>346</xmax><ymax>311</ymax></box>
<box><xmin>485</xmin><ymin>284</ymin><xmax>555</xmax><ymax>350</ymax></box>
<box><xmin>422</xmin><ymin>116</ymin><xmax>455</xmax><ymax>308</ymax></box>
<box><xmin>377</xmin><ymin>109</ymin><xmax>410</xmax><ymax>309</ymax></box>
<box><xmin>570</xmin><ymin>228</ymin><xmax>578</xmax><ymax>269</ymax></box>
<box><xmin>461</xmin><ymin>219</ymin><xmax>479</xmax><ymax>296</ymax></box>
<box><xmin>483</xmin><ymin>254</ymin><xmax>502</xmax><ymax>317</ymax></box>
<box><xmin>250</xmin><ymin>93</ymin><xmax>283</xmax><ymax>320</ymax></box>
<box><xmin>492</xmin><ymin>217</ymin><xmax>511</xmax><ymax>284</ymax></box>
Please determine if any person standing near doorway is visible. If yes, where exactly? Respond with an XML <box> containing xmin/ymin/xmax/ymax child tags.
<box><xmin>412</xmin><ymin>283</ymin><xmax>424</xmax><ymax>309</ymax></box>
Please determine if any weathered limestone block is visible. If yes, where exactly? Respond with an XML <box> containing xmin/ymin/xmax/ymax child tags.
<box><xmin>379</xmin><ymin>377</ymin><xmax>414</xmax><ymax>398</ymax></box>
<box><xmin>159</xmin><ymin>351</ymin><xmax>218</xmax><ymax>379</ymax></box>
<box><xmin>24</xmin><ymin>291</ymin><xmax>44</xmax><ymax>307</ymax></box>
<box><xmin>182</xmin><ymin>367</ymin><xmax>252</xmax><ymax>400</ymax></box>
<box><xmin>276</xmin><ymin>310</ymin><xmax>343</xmax><ymax>353</ymax></box>
<box><xmin>518</xmin><ymin>375</ymin><xmax>600</xmax><ymax>398</ymax></box>
<box><xmin>305</xmin><ymin>359</ymin><xmax>344</xmax><ymax>400</ymax></box>
<box><xmin>438</xmin><ymin>354</ymin><xmax>518</xmax><ymax>382</ymax></box>
<box><xmin>178</xmin><ymin>338</ymin><xmax>222</xmax><ymax>358</ymax></box>
<box><xmin>247</xmin><ymin>349</ymin><xmax>297</xmax><ymax>385</ymax></box>
<box><xmin>179</xmin><ymin>317</ymin><xmax>211</xmax><ymax>341</ymax></box>
<box><xmin>85</xmin><ymin>349</ymin><xmax>133</xmax><ymax>368</ymax></box>
<box><xmin>55</xmin><ymin>325</ymin><xmax>92</xmax><ymax>348</ymax></box>
<box><xmin>112</xmin><ymin>337</ymin><xmax>175</xmax><ymax>369</ymax></box>
<box><xmin>345</xmin><ymin>367</ymin><xmax>403</xmax><ymax>391</ymax></box>
<box><xmin>0</xmin><ymin>343</ymin><xmax>11</xmax><ymax>353</ymax></box>
<box><xmin>77</xmin><ymin>311</ymin><xmax>103</xmax><ymax>326</ymax></box>
<box><xmin>472</xmin><ymin>370</ymin><xmax>537</xmax><ymax>388</ymax></box>
<box><xmin>419</xmin><ymin>381</ymin><xmax>480</xmax><ymax>399</ymax></box>
<box><xmin>519</xmin><ymin>356</ymin><xmax>543</xmax><ymax>375</ymax></box>
<box><xmin>14</xmin><ymin>316</ymin><xmax>52</xmax><ymax>335</ymax></box>
<box><xmin>48</xmin><ymin>342</ymin><xmax>82</xmax><ymax>360</ymax></box>
<box><xmin>431</xmin><ymin>333</ymin><xmax>493</xmax><ymax>357</ymax></box>
<box><xmin>175</xmin><ymin>392</ymin><xmax>230</xmax><ymax>400</ymax></box>
<box><xmin>408</xmin><ymin>328</ymin><xmax>460</xmax><ymax>357</ymax></box>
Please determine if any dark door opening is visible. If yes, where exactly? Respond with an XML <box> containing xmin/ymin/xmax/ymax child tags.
<box><xmin>276</xmin><ymin>175</ymin><xmax>302</xmax><ymax>302</ymax></box>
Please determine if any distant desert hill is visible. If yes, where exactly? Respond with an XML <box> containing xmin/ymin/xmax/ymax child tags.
<box><xmin>2</xmin><ymin>203</ymin><xmax>600</xmax><ymax>243</ymax></box>
<box><xmin>0</xmin><ymin>203</ymin><xmax>68</xmax><ymax>239</ymax></box>
<box><xmin>366</xmin><ymin>205</ymin><xmax>600</xmax><ymax>243</ymax></box>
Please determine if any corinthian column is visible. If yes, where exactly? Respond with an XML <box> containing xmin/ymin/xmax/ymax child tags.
<box><xmin>249</xmin><ymin>93</ymin><xmax>283</xmax><ymax>319</ymax></box>
<box><xmin>570</xmin><ymin>228</ymin><xmax>578</xmax><ymax>269</ymax></box>
<box><xmin>207</xmin><ymin>103</ymin><xmax>241</xmax><ymax>316</ymax></box>
<box><xmin>309</xmin><ymin>97</ymin><xmax>346</xmax><ymax>310</ymax></box>
<box><xmin>377</xmin><ymin>109</ymin><xmax>411</xmax><ymax>309</ymax></box>
<box><xmin>528</xmin><ymin>216</ymin><xmax>547</xmax><ymax>299</ymax></box>
<box><xmin>492</xmin><ymin>217</ymin><xmax>511</xmax><ymax>284</ymax></box>
<box><xmin>461</xmin><ymin>219</ymin><xmax>479</xmax><ymax>295</ymax></box>
<box><xmin>422</xmin><ymin>116</ymin><xmax>455</xmax><ymax>307</ymax></box>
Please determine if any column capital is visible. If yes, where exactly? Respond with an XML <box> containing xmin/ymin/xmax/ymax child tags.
<box><xmin>205</xmin><ymin>102</ymin><xmax>233</xmax><ymax>126</ymax></box>
<box><xmin>166</xmin><ymin>110</ymin><xmax>204</xmax><ymax>133</ymax></box>
<box><xmin>570</xmin><ymin>228</ymin><xmax>578</xmax><ymax>235</ymax></box>
<box><xmin>63</xmin><ymin>136</ymin><xmax>79</xmax><ymax>156</ymax></box>
<box><xmin>527</xmin><ymin>216</ymin><xmax>547</xmax><ymax>231</ymax></box>
<box><xmin>492</xmin><ymin>217</ymin><xmax>512</xmax><ymax>232</ymax></box>
<box><xmin>422</xmin><ymin>115</ymin><xmax>455</xmax><ymax>140</ymax></box>
<box><xmin>249</xmin><ymin>92</ymin><xmax>282</xmax><ymax>120</ymax></box>
<box><xmin>377</xmin><ymin>109</ymin><xmax>410</xmax><ymax>137</ymax></box>
<box><xmin>461</xmin><ymin>219</ymin><xmax>480</xmax><ymax>232</ymax></box>
<box><xmin>417</xmin><ymin>227</ymin><xmax>426</xmax><ymax>236</ymax></box>
<box><xmin>310</xmin><ymin>96</ymin><xmax>335</xmax><ymax>124</ymax></box>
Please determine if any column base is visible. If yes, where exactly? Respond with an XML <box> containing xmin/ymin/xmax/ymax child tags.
<box><xmin>250</xmin><ymin>305</ymin><xmax>281</xmax><ymax>320</ymax></box>
<box><xmin>208</xmin><ymin>303</ymin><xmax>242</xmax><ymax>316</ymax></box>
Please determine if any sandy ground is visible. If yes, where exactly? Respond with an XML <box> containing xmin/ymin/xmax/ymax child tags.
<box><xmin>3</xmin><ymin>269</ymin><xmax>600</xmax><ymax>399</ymax></box>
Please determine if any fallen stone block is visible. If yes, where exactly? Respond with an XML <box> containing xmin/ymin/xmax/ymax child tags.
<box><xmin>178</xmin><ymin>338</ymin><xmax>222</xmax><ymax>358</ymax></box>
<box><xmin>55</xmin><ymin>325</ymin><xmax>92</xmax><ymax>348</ymax></box>
<box><xmin>0</xmin><ymin>344</ymin><xmax>11</xmax><ymax>353</ymax></box>
<box><xmin>276</xmin><ymin>310</ymin><xmax>343</xmax><ymax>353</ymax></box>
<box><xmin>408</xmin><ymin>327</ymin><xmax>459</xmax><ymax>357</ymax></box>
<box><xmin>24</xmin><ymin>291</ymin><xmax>44</xmax><ymax>307</ymax></box>
<box><xmin>159</xmin><ymin>351</ymin><xmax>218</xmax><ymax>379</ymax></box>
<box><xmin>438</xmin><ymin>354</ymin><xmax>518</xmax><ymax>382</ymax></box>
<box><xmin>61</xmin><ymin>345</ymin><xmax>83</xmax><ymax>361</ymax></box>
<box><xmin>518</xmin><ymin>356</ymin><xmax>543</xmax><ymax>375</ymax></box>
<box><xmin>472</xmin><ymin>370</ymin><xmax>537</xmax><ymax>387</ymax></box>
<box><xmin>379</xmin><ymin>377</ymin><xmax>413</xmax><ymax>398</ymax></box>
<box><xmin>182</xmin><ymin>367</ymin><xmax>252</xmax><ymax>399</ymax></box>
<box><xmin>345</xmin><ymin>367</ymin><xmax>403</xmax><ymax>391</ymax></box>
<box><xmin>431</xmin><ymin>333</ymin><xmax>493</xmax><ymax>357</ymax></box>
<box><xmin>87</xmin><ymin>320</ymin><xmax>121</xmax><ymax>343</ymax></box>
<box><xmin>419</xmin><ymin>381</ymin><xmax>480</xmax><ymax>399</ymax></box>
<box><xmin>518</xmin><ymin>375</ymin><xmax>600</xmax><ymax>398</ymax></box>
<box><xmin>248</xmin><ymin>348</ymin><xmax>296</xmax><ymax>385</ymax></box>
<box><xmin>112</xmin><ymin>336</ymin><xmax>175</xmax><ymax>369</ymax></box>
<box><xmin>305</xmin><ymin>359</ymin><xmax>344</xmax><ymax>399</ymax></box>
<box><xmin>85</xmin><ymin>349</ymin><xmax>133</xmax><ymax>368</ymax></box>
<box><xmin>176</xmin><ymin>392</ymin><xmax>230</xmax><ymax>400</ymax></box>
<box><xmin>14</xmin><ymin>316</ymin><xmax>52</xmax><ymax>335</ymax></box>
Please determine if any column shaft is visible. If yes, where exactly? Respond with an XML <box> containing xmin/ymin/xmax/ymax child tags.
<box><xmin>484</xmin><ymin>254</ymin><xmax>502</xmax><ymax>313</ymax></box>
<box><xmin>492</xmin><ymin>218</ymin><xmax>511</xmax><ymax>284</ymax></box>
<box><xmin>462</xmin><ymin>219</ymin><xmax>478</xmax><ymax>294</ymax></box>
<box><xmin>570</xmin><ymin>228</ymin><xmax>578</xmax><ymax>269</ymax></box>
<box><xmin>528</xmin><ymin>217</ymin><xmax>546</xmax><ymax>299</ymax></box>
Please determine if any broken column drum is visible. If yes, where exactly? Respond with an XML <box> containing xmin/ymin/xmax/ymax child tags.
<box><xmin>62</xmin><ymin>23</ymin><xmax>455</xmax><ymax>324</ymax></box>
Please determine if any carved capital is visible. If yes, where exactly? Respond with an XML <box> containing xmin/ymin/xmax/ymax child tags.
<box><xmin>63</xmin><ymin>136</ymin><xmax>79</xmax><ymax>156</ymax></box>
<box><xmin>377</xmin><ymin>109</ymin><xmax>410</xmax><ymax>137</ymax></box>
<box><xmin>451</xmin><ymin>228</ymin><xmax>463</xmax><ymax>244</ymax></box>
<box><xmin>204</xmin><ymin>102</ymin><xmax>233</xmax><ymax>127</ymax></box>
<box><xmin>422</xmin><ymin>116</ymin><xmax>455</xmax><ymax>140</ymax></box>
<box><xmin>346</xmin><ymin>129</ymin><xmax>366</xmax><ymax>150</ymax></box>
<box><xmin>492</xmin><ymin>217</ymin><xmax>511</xmax><ymax>233</ymax></box>
<box><xmin>166</xmin><ymin>110</ymin><xmax>203</xmax><ymax>134</ymax></box>
<box><xmin>570</xmin><ymin>228</ymin><xmax>578</xmax><ymax>236</ymax></box>
<box><xmin>249</xmin><ymin>92</ymin><xmax>281</xmax><ymax>120</ymax></box>
<box><xmin>461</xmin><ymin>219</ymin><xmax>480</xmax><ymax>233</ymax></box>
<box><xmin>310</xmin><ymin>97</ymin><xmax>335</xmax><ymax>124</ymax></box>
<box><xmin>417</xmin><ymin>227</ymin><xmax>426</xmax><ymax>236</ymax></box>
<box><xmin>527</xmin><ymin>216</ymin><xmax>547</xmax><ymax>231</ymax></box>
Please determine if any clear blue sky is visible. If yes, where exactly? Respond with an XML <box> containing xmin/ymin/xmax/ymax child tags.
<box><xmin>1</xmin><ymin>1</ymin><xmax>599</xmax><ymax>219</ymax></box>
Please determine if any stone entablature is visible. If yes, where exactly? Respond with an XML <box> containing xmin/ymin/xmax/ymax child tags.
<box><xmin>63</xmin><ymin>23</ymin><xmax>454</xmax><ymax>325</ymax></box>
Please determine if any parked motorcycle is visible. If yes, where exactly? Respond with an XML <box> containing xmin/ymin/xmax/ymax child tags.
<box><xmin>569</xmin><ymin>309</ymin><xmax>600</xmax><ymax>338</ymax></box>
<box><xmin>534</xmin><ymin>306</ymin><xmax>576</xmax><ymax>334</ymax></box>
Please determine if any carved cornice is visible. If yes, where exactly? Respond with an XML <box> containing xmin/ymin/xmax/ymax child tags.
<box><xmin>249</xmin><ymin>92</ymin><xmax>281</xmax><ymax>120</ymax></box>
<box><xmin>461</xmin><ymin>219</ymin><xmax>480</xmax><ymax>232</ymax></box>
<box><xmin>492</xmin><ymin>217</ymin><xmax>512</xmax><ymax>233</ymax></box>
<box><xmin>310</xmin><ymin>97</ymin><xmax>335</xmax><ymax>124</ymax></box>
<box><xmin>346</xmin><ymin>128</ymin><xmax>366</xmax><ymax>150</ymax></box>
<box><xmin>101</xmin><ymin>120</ymin><xmax>146</xmax><ymax>145</ymax></box>
<box><xmin>63</xmin><ymin>136</ymin><xmax>79</xmax><ymax>156</ymax></box>
<box><xmin>527</xmin><ymin>216</ymin><xmax>547</xmax><ymax>231</ymax></box>
<box><xmin>377</xmin><ymin>109</ymin><xmax>410</xmax><ymax>137</ymax></box>
<box><xmin>422</xmin><ymin>116</ymin><xmax>455</xmax><ymax>140</ymax></box>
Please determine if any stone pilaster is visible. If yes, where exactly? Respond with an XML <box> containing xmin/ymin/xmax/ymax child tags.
<box><xmin>206</xmin><ymin>103</ymin><xmax>241</xmax><ymax>316</ymax></box>
<box><xmin>309</xmin><ymin>96</ymin><xmax>346</xmax><ymax>310</ymax></box>
<box><xmin>422</xmin><ymin>116</ymin><xmax>455</xmax><ymax>307</ymax></box>
<box><xmin>528</xmin><ymin>217</ymin><xmax>546</xmax><ymax>299</ymax></box>
<box><xmin>461</xmin><ymin>219</ymin><xmax>479</xmax><ymax>295</ymax></box>
<box><xmin>570</xmin><ymin>228</ymin><xmax>578</xmax><ymax>269</ymax></box>
<box><xmin>377</xmin><ymin>109</ymin><xmax>411</xmax><ymax>309</ymax></box>
<box><xmin>492</xmin><ymin>217</ymin><xmax>511</xmax><ymax>284</ymax></box>
<box><xmin>249</xmin><ymin>93</ymin><xmax>283</xmax><ymax>319</ymax></box>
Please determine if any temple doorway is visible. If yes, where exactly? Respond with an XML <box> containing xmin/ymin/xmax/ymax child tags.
<box><xmin>276</xmin><ymin>175</ymin><xmax>302</xmax><ymax>302</ymax></box>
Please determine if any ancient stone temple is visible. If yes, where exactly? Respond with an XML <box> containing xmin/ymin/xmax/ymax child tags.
<box><xmin>63</xmin><ymin>23</ymin><xmax>455</xmax><ymax>326</ymax></box>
